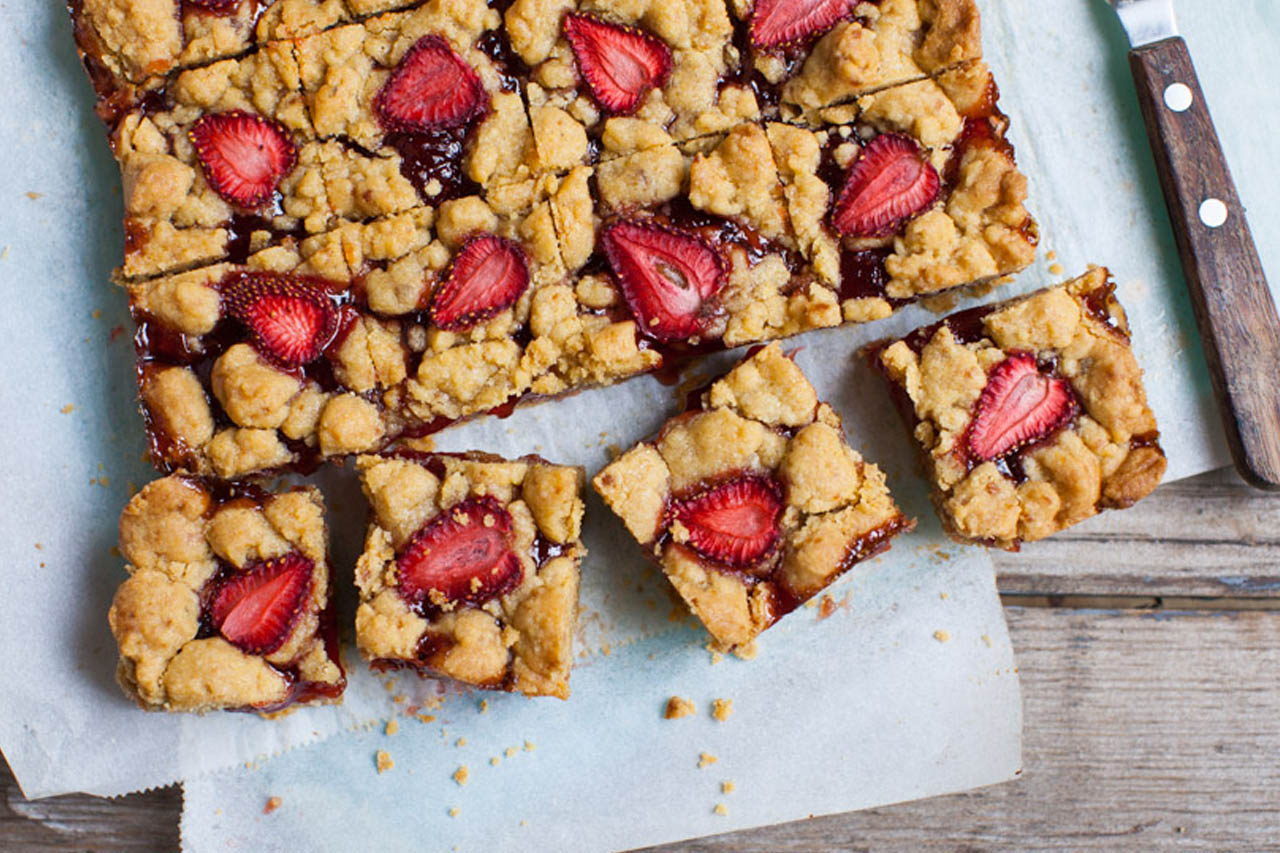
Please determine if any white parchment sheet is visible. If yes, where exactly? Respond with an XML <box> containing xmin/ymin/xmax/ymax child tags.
<box><xmin>0</xmin><ymin>0</ymin><xmax>1273</xmax><ymax>845</ymax></box>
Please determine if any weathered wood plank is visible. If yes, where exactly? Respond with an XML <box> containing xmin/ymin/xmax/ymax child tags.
<box><xmin>7</xmin><ymin>606</ymin><xmax>1280</xmax><ymax>850</ymax></box>
<box><xmin>994</xmin><ymin>468</ymin><xmax>1280</xmax><ymax>597</ymax></box>
<box><xmin>0</xmin><ymin>757</ymin><xmax>178</xmax><ymax>851</ymax></box>
<box><xmin>653</xmin><ymin>606</ymin><xmax>1280</xmax><ymax>851</ymax></box>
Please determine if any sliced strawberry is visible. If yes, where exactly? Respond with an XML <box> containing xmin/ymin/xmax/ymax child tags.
<box><xmin>750</xmin><ymin>0</ymin><xmax>856</xmax><ymax>48</ymax></box>
<box><xmin>221</xmin><ymin>272</ymin><xmax>340</xmax><ymax>368</ymax></box>
<box><xmin>430</xmin><ymin>234</ymin><xmax>530</xmax><ymax>331</ymax></box>
<box><xmin>670</xmin><ymin>475</ymin><xmax>783</xmax><ymax>567</ymax></box>
<box><xmin>602</xmin><ymin>220</ymin><xmax>727</xmax><ymax>342</ymax></box>
<box><xmin>831</xmin><ymin>133</ymin><xmax>940</xmax><ymax>238</ymax></box>
<box><xmin>397</xmin><ymin>497</ymin><xmax>524</xmax><ymax>608</ymax></box>
<box><xmin>374</xmin><ymin>35</ymin><xmax>487</xmax><ymax>132</ymax></box>
<box><xmin>563</xmin><ymin>14</ymin><xmax>672</xmax><ymax>115</ymax></box>
<box><xmin>209</xmin><ymin>553</ymin><xmax>313</xmax><ymax>656</ymax></box>
<box><xmin>189</xmin><ymin>111</ymin><xmax>297</xmax><ymax>209</ymax></box>
<box><xmin>965</xmin><ymin>352</ymin><xmax>1078</xmax><ymax>462</ymax></box>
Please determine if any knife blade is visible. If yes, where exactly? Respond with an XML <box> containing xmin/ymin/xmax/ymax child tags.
<box><xmin>1106</xmin><ymin>0</ymin><xmax>1280</xmax><ymax>490</ymax></box>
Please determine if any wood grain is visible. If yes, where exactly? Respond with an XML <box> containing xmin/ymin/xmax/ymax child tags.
<box><xmin>994</xmin><ymin>470</ymin><xmax>1280</xmax><ymax>597</ymax></box>
<box><xmin>655</xmin><ymin>606</ymin><xmax>1280</xmax><ymax>851</ymax></box>
<box><xmin>1129</xmin><ymin>37</ymin><xmax>1280</xmax><ymax>490</ymax></box>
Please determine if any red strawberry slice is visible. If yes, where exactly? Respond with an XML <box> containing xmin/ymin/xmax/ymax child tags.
<box><xmin>374</xmin><ymin>35</ymin><xmax>487</xmax><ymax>132</ymax></box>
<box><xmin>831</xmin><ymin>133</ymin><xmax>940</xmax><ymax>238</ymax></box>
<box><xmin>209</xmin><ymin>553</ymin><xmax>314</xmax><ymax>656</ymax></box>
<box><xmin>670</xmin><ymin>475</ymin><xmax>783</xmax><ymax>567</ymax></box>
<box><xmin>601</xmin><ymin>220</ymin><xmax>727</xmax><ymax>342</ymax></box>
<box><xmin>397</xmin><ymin>497</ymin><xmax>524</xmax><ymax>608</ymax></box>
<box><xmin>430</xmin><ymin>234</ymin><xmax>530</xmax><ymax>331</ymax></box>
<box><xmin>750</xmin><ymin>0</ymin><xmax>856</xmax><ymax>48</ymax></box>
<box><xmin>563</xmin><ymin>14</ymin><xmax>672</xmax><ymax>115</ymax></box>
<box><xmin>221</xmin><ymin>272</ymin><xmax>340</xmax><ymax>368</ymax></box>
<box><xmin>189</xmin><ymin>111</ymin><xmax>297</xmax><ymax>209</ymax></box>
<box><xmin>965</xmin><ymin>352</ymin><xmax>1078</xmax><ymax>462</ymax></box>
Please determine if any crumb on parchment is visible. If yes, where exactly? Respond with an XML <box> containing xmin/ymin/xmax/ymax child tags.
<box><xmin>713</xmin><ymin>803</ymin><xmax>728</xmax><ymax>816</ymax></box>
<box><xmin>263</xmin><ymin>796</ymin><xmax>282</xmax><ymax>814</ymax></box>
<box><xmin>698</xmin><ymin>752</ymin><xmax>717</xmax><ymax>769</ymax></box>
<box><xmin>385</xmin><ymin>719</ymin><xmax>399</xmax><ymax>736</ymax></box>
<box><xmin>505</xmin><ymin>747</ymin><xmax>518</xmax><ymax>758</ymax></box>
<box><xmin>665</xmin><ymin>696</ymin><xmax>696</xmax><ymax>719</ymax></box>
<box><xmin>721</xmin><ymin>781</ymin><xmax>735</xmax><ymax>794</ymax></box>
<box><xmin>375</xmin><ymin>751</ymin><xmax>394</xmax><ymax>774</ymax></box>
<box><xmin>490</xmin><ymin>756</ymin><xmax>500</xmax><ymax>767</ymax></box>
<box><xmin>934</xmin><ymin>630</ymin><xmax>951</xmax><ymax>643</ymax></box>
<box><xmin>711</xmin><ymin>699</ymin><xmax>733</xmax><ymax>722</ymax></box>
<box><xmin>456</xmin><ymin>737</ymin><xmax>468</xmax><ymax>747</ymax></box>
<box><xmin>453</xmin><ymin>765</ymin><xmax>469</xmax><ymax>786</ymax></box>
<box><xmin>448</xmin><ymin>807</ymin><xmax>460</xmax><ymax>818</ymax></box>
<box><xmin>523</xmin><ymin>740</ymin><xmax>536</xmax><ymax>752</ymax></box>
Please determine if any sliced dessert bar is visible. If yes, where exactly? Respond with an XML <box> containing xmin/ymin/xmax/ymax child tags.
<box><xmin>867</xmin><ymin>267</ymin><xmax>1167</xmax><ymax>550</ymax></box>
<box><xmin>354</xmin><ymin>452</ymin><xmax>585</xmax><ymax>698</ymax></box>
<box><xmin>108</xmin><ymin>474</ymin><xmax>345</xmax><ymax>713</ymax></box>
<box><xmin>592</xmin><ymin>343</ymin><xmax>912</xmax><ymax>652</ymax></box>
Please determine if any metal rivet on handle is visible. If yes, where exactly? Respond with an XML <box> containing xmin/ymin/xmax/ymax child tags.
<box><xmin>1164</xmin><ymin>82</ymin><xmax>1193</xmax><ymax>112</ymax></box>
<box><xmin>1199</xmin><ymin>198</ymin><xmax>1228</xmax><ymax>228</ymax></box>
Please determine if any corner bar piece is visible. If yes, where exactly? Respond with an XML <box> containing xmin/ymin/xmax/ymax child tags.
<box><xmin>108</xmin><ymin>474</ymin><xmax>345</xmax><ymax>714</ymax></box>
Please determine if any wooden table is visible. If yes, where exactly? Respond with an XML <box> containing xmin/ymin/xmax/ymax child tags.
<box><xmin>4</xmin><ymin>468</ymin><xmax>1277</xmax><ymax>850</ymax></box>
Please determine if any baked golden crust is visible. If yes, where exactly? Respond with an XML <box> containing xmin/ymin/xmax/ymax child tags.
<box><xmin>354</xmin><ymin>452</ymin><xmax>585</xmax><ymax>698</ymax></box>
<box><xmin>872</xmin><ymin>267</ymin><xmax>1167</xmax><ymax>550</ymax></box>
<box><xmin>593</xmin><ymin>343</ymin><xmax>911</xmax><ymax>652</ymax></box>
<box><xmin>108</xmin><ymin>475</ymin><xmax>345</xmax><ymax>714</ymax></box>
<box><xmin>83</xmin><ymin>0</ymin><xmax>1038</xmax><ymax>481</ymax></box>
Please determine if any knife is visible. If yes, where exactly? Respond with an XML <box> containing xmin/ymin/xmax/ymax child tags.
<box><xmin>1107</xmin><ymin>0</ymin><xmax>1280</xmax><ymax>490</ymax></box>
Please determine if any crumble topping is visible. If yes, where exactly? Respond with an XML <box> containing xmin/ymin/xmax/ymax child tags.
<box><xmin>873</xmin><ymin>266</ymin><xmax>1166</xmax><ymax>549</ymax></box>
<box><xmin>109</xmin><ymin>475</ymin><xmax>344</xmax><ymax>714</ymax></box>
<box><xmin>354</xmin><ymin>452</ymin><xmax>585</xmax><ymax>698</ymax></box>
<box><xmin>593</xmin><ymin>343</ymin><xmax>910</xmax><ymax>651</ymax></box>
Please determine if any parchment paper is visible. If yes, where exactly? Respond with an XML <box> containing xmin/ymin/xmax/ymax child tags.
<box><xmin>0</xmin><ymin>0</ymin><xmax>1271</xmax><ymax>840</ymax></box>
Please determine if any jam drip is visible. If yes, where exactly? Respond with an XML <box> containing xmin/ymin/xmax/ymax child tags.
<box><xmin>386</xmin><ymin>127</ymin><xmax>482</xmax><ymax>205</ymax></box>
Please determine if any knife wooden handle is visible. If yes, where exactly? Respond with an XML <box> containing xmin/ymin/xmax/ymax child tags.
<box><xmin>1129</xmin><ymin>37</ymin><xmax>1280</xmax><ymax>490</ymax></box>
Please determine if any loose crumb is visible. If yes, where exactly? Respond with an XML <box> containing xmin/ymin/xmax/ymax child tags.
<box><xmin>933</xmin><ymin>629</ymin><xmax>951</xmax><ymax>643</ymax></box>
<box><xmin>981</xmin><ymin>634</ymin><xmax>993</xmax><ymax>648</ymax></box>
<box><xmin>59</xmin><ymin>404</ymin><xmax>74</xmax><ymax>414</ymax></box>
<box><xmin>375</xmin><ymin>751</ymin><xmax>394</xmax><ymax>774</ymax></box>
<box><xmin>25</xmin><ymin>191</ymin><xmax>42</xmax><ymax>200</ymax></box>
<box><xmin>505</xmin><ymin>747</ymin><xmax>518</xmax><ymax>758</ymax></box>
<box><xmin>698</xmin><ymin>752</ymin><xmax>718</xmax><ymax>769</ymax></box>
<box><xmin>92</xmin><ymin>309</ymin><xmax>102</xmax><ymax>319</ymax></box>
<box><xmin>601</xmin><ymin>643</ymin><xmax>611</xmax><ymax>656</ymax></box>
<box><xmin>385</xmin><ymin>719</ymin><xmax>399</xmax><ymax>736</ymax></box>
<box><xmin>448</xmin><ymin>807</ymin><xmax>460</xmax><ymax>818</ymax></box>
<box><xmin>713</xmin><ymin>803</ymin><xmax>728</xmax><ymax>816</ymax></box>
<box><xmin>523</xmin><ymin>740</ymin><xmax>536</xmax><ymax>752</ymax></box>
<box><xmin>489</xmin><ymin>756</ymin><xmax>500</xmax><ymax>767</ymax></box>
<box><xmin>478</xmin><ymin>699</ymin><xmax>489</xmax><ymax>713</ymax></box>
<box><xmin>817</xmin><ymin>595</ymin><xmax>837</xmax><ymax>620</ymax></box>
<box><xmin>1049</xmin><ymin>262</ymin><xmax>1064</xmax><ymax>276</ymax></box>
<box><xmin>711</xmin><ymin>699</ymin><xmax>733</xmax><ymax>722</ymax></box>
<box><xmin>453</xmin><ymin>765</ymin><xmax>469</xmax><ymax>786</ymax></box>
<box><xmin>456</xmin><ymin>737</ymin><xmax>468</xmax><ymax>747</ymax></box>
<box><xmin>263</xmin><ymin>796</ymin><xmax>282</xmax><ymax>814</ymax></box>
<box><xmin>665</xmin><ymin>696</ymin><xmax>696</xmax><ymax>719</ymax></box>
<box><xmin>721</xmin><ymin>781</ymin><xmax>735</xmax><ymax>794</ymax></box>
<box><xmin>733</xmin><ymin>640</ymin><xmax>758</xmax><ymax>661</ymax></box>
<box><xmin>939</xmin><ymin>592</ymin><xmax>949</xmax><ymax>600</ymax></box>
